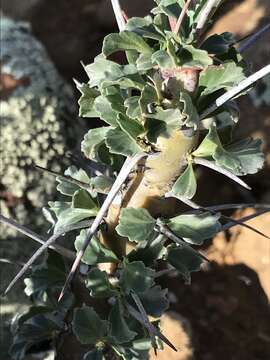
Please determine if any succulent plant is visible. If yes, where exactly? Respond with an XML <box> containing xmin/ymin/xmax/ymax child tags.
<box><xmin>2</xmin><ymin>2</ymin><xmax>269</xmax><ymax>360</ymax></box>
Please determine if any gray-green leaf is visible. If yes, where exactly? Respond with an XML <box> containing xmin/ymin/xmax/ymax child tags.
<box><xmin>116</xmin><ymin>114</ymin><xmax>145</xmax><ymax>140</ymax></box>
<box><xmin>103</xmin><ymin>31</ymin><xmax>152</xmax><ymax>57</ymax></box>
<box><xmin>136</xmin><ymin>53</ymin><xmax>153</xmax><ymax>71</ymax></box>
<box><xmin>167</xmin><ymin>245</ymin><xmax>204</xmax><ymax>283</ymax></box>
<box><xmin>127</xmin><ymin>234</ymin><xmax>167</xmax><ymax>266</ymax></box>
<box><xmin>94</xmin><ymin>95</ymin><xmax>119</xmax><ymax>127</ymax></box>
<box><xmin>152</xmin><ymin>50</ymin><xmax>174</xmax><ymax>68</ymax></box>
<box><xmin>201</xmin><ymin>32</ymin><xmax>235</xmax><ymax>55</ymax></box>
<box><xmin>146</xmin><ymin>107</ymin><xmax>183</xmax><ymax>134</ymax></box>
<box><xmin>124</xmin><ymin>96</ymin><xmax>141</xmax><ymax>119</ymax></box>
<box><xmin>48</xmin><ymin>201</ymin><xmax>71</xmax><ymax>217</ymax></box>
<box><xmin>81</xmin><ymin>127</ymin><xmax>111</xmax><ymax>161</ymax></box>
<box><xmin>54</xmin><ymin>208</ymin><xmax>98</xmax><ymax>233</ymax></box>
<box><xmin>192</xmin><ymin>126</ymin><xmax>221</xmax><ymax>158</ymax></box>
<box><xmin>56</xmin><ymin>166</ymin><xmax>91</xmax><ymax>196</ymax></box>
<box><xmin>75</xmin><ymin>229</ymin><xmax>118</xmax><ymax>265</ymax></box>
<box><xmin>214</xmin><ymin>138</ymin><xmax>264</xmax><ymax>176</ymax></box>
<box><xmin>78</xmin><ymin>84</ymin><xmax>99</xmax><ymax>118</ymax></box>
<box><xmin>108</xmin><ymin>299</ymin><xmax>137</xmax><ymax>344</ymax></box>
<box><xmin>85</xmin><ymin>55</ymin><xmax>136</xmax><ymax>88</ymax></box>
<box><xmin>72</xmin><ymin>189</ymin><xmax>98</xmax><ymax>210</ymax></box>
<box><xmin>85</xmin><ymin>268</ymin><xmax>118</xmax><ymax>298</ymax></box>
<box><xmin>116</xmin><ymin>208</ymin><xmax>156</xmax><ymax>243</ymax></box>
<box><xmin>125</xmin><ymin>16</ymin><xmax>164</xmax><ymax>41</ymax></box>
<box><xmin>120</xmin><ymin>261</ymin><xmax>154</xmax><ymax>294</ymax></box>
<box><xmin>105</xmin><ymin>127</ymin><xmax>142</xmax><ymax>156</ymax></box>
<box><xmin>72</xmin><ymin>306</ymin><xmax>108</xmax><ymax>345</ymax></box>
<box><xmin>179</xmin><ymin>91</ymin><xmax>199</xmax><ymax>127</ymax></box>
<box><xmin>139</xmin><ymin>84</ymin><xmax>158</xmax><ymax>115</ymax></box>
<box><xmin>91</xmin><ymin>175</ymin><xmax>114</xmax><ymax>194</ymax></box>
<box><xmin>193</xmin><ymin>127</ymin><xmax>264</xmax><ymax>175</ymax></box>
<box><xmin>167</xmin><ymin>212</ymin><xmax>221</xmax><ymax>245</ymax></box>
<box><xmin>199</xmin><ymin>62</ymin><xmax>246</xmax><ymax>97</ymax></box>
<box><xmin>139</xmin><ymin>286</ymin><xmax>169</xmax><ymax>318</ymax></box>
<box><xmin>180</xmin><ymin>44</ymin><xmax>213</xmax><ymax>68</ymax></box>
<box><xmin>171</xmin><ymin>162</ymin><xmax>197</xmax><ymax>199</ymax></box>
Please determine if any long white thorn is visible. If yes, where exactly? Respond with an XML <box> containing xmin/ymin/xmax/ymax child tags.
<box><xmin>193</xmin><ymin>158</ymin><xmax>251</xmax><ymax>190</ymax></box>
<box><xmin>239</xmin><ymin>23</ymin><xmax>270</xmax><ymax>53</ymax></box>
<box><xmin>196</xmin><ymin>0</ymin><xmax>223</xmax><ymax>32</ymax></box>
<box><xmin>200</xmin><ymin>64</ymin><xmax>270</xmax><ymax>120</ymax></box>
<box><xmin>3</xmin><ymin>220</ymin><xmax>93</xmax><ymax>296</ymax></box>
<box><xmin>0</xmin><ymin>215</ymin><xmax>75</xmax><ymax>260</ymax></box>
<box><xmin>58</xmin><ymin>153</ymin><xmax>147</xmax><ymax>301</ymax></box>
<box><xmin>111</xmin><ymin>0</ymin><xmax>126</xmax><ymax>31</ymax></box>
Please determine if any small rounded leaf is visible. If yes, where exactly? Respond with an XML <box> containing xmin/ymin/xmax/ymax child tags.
<box><xmin>116</xmin><ymin>208</ymin><xmax>156</xmax><ymax>243</ymax></box>
<box><xmin>72</xmin><ymin>306</ymin><xmax>108</xmax><ymax>345</ymax></box>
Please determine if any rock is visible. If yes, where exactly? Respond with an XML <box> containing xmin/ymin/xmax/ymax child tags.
<box><xmin>0</xmin><ymin>16</ymin><xmax>81</xmax><ymax>238</ymax></box>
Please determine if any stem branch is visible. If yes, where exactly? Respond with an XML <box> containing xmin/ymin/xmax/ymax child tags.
<box><xmin>173</xmin><ymin>0</ymin><xmax>192</xmax><ymax>34</ymax></box>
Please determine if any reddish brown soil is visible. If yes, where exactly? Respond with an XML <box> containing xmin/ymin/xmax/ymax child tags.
<box><xmin>159</xmin><ymin>262</ymin><xmax>270</xmax><ymax>360</ymax></box>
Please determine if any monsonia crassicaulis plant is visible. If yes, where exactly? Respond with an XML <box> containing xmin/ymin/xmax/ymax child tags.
<box><xmin>3</xmin><ymin>1</ymin><xmax>270</xmax><ymax>359</ymax></box>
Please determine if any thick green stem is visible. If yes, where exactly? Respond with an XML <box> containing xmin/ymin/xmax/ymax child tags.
<box><xmin>101</xmin><ymin>129</ymin><xmax>198</xmax><ymax>258</ymax></box>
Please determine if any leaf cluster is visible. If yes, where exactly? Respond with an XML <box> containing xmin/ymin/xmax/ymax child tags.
<box><xmin>10</xmin><ymin>251</ymin><xmax>74</xmax><ymax>360</ymax></box>
<box><xmin>79</xmin><ymin>1</ymin><xmax>250</xmax><ymax>161</ymax></box>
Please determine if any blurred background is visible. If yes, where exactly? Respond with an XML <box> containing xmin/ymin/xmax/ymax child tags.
<box><xmin>0</xmin><ymin>1</ymin><xmax>270</xmax><ymax>359</ymax></box>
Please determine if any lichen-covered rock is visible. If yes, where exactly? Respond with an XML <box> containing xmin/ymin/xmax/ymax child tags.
<box><xmin>0</xmin><ymin>16</ymin><xmax>80</xmax><ymax>236</ymax></box>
